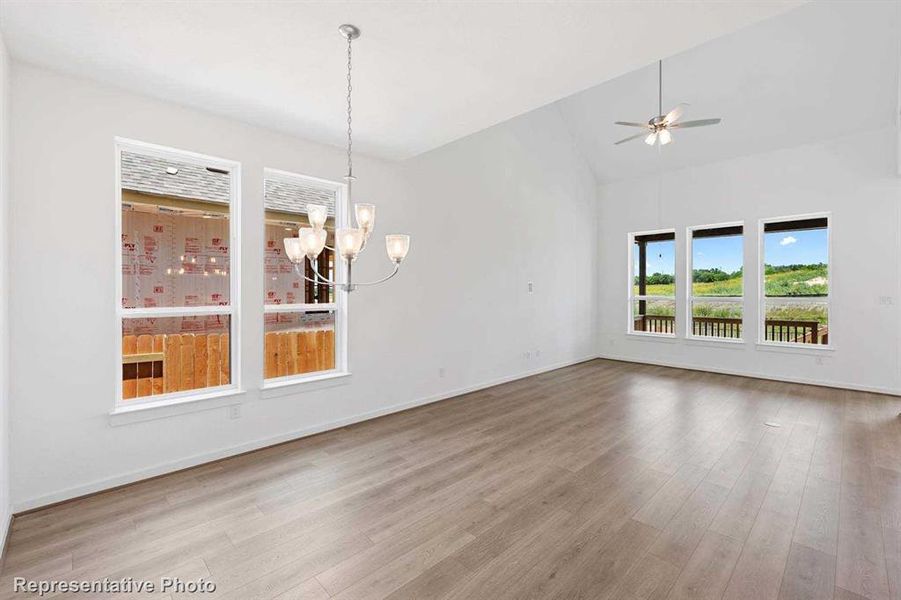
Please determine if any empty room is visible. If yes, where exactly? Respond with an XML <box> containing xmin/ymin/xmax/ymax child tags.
<box><xmin>0</xmin><ymin>0</ymin><xmax>898</xmax><ymax>599</ymax></box>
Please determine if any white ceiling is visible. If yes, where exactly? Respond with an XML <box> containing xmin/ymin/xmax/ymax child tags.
<box><xmin>0</xmin><ymin>1</ymin><xmax>803</xmax><ymax>160</ymax></box>
<box><xmin>557</xmin><ymin>0</ymin><xmax>901</xmax><ymax>182</ymax></box>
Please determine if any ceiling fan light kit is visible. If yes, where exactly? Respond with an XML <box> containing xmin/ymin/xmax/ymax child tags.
<box><xmin>614</xmin><ymin>59</ymin><xmax>722</xmax><ymax>146</ymax></box>
<box><xmin>283</xmin><ymin>24</ymin><xmax>411</xmax><ymax>293</ymax></box>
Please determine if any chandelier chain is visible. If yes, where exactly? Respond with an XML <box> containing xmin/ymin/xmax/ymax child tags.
<box><xmin>346</xmin><ymin>33</ymin><xmax>353</xmax><ymax>180</ymax></box>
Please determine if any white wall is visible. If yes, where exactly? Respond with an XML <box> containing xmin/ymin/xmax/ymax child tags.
<box><xmin>597</xmin><ymin>128</ymin><xmax>901</xmax><ymax>393</ymax></box>
<box><xmin>0</xmin><ymin>34</ymin><xmax>11</xmax><ymax>542</ymax></box>
<box><xmin>8</xmin><ymin>64</ymin><xmax>597</xmax><ymax>510</ymax></box>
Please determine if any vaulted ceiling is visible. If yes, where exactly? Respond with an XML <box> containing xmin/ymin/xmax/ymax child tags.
<box><xmin>0</xmin><ymin>0</ymin><xmax>802</xmax><ymax>159</ymax></box>
<box><xmin>556</xmin><ymin>0</ymin><xmax>900</xmax><ymax>182</ymax></box>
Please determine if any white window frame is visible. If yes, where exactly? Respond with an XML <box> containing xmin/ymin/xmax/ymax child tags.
<box><xmin>262</xmin><ymin>168</ymin><xmax>349</xmax><ymax>388</ymax></box>
<box><xmin>757</xmin><ymin>212</ymin><xmax>832</xmax><ymax>350</ymax></box>
<box><xmin>685</xmin><ymin>221</ymin><xmax>745</xmax><ymax>343</ymax></box>
<box><xmin>114</xmin><ymin>138</ymin><xmax>242</xmax><ymax>409</ymax></box>
<box><xmin>627</xmin><ymin>228</ymin><xmax>677</xmax><ymax>337</ymax></box>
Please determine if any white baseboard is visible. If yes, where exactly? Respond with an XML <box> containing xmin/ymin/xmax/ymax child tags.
<box><xmin>596</xmin><ymin>353</ymin><xmax>901</xmax><ymax>396</ymax></box>
<box><xmin>14</xmin><ymin>354</ymin><xmax>597</xmax><ymax>513</ymax></box>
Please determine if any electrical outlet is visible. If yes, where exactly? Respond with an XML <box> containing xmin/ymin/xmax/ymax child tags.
<box><xmin>527</xmin><ymin>281</ymin><xmax>534</xmax><ymax>294</ymax></box>
<box><xmin>228</xmin><ymin>405</ymin><xmax>241</xmax><ymax>420</ymax></box>
<box><xmin>524</xmin><ymin>351</ymin><xmax>531</xmax><ymax>360</ymax></box>
<box><xmin>879</xmin><ymin>296</ymin><xmax>894</xmax><ymax>306</ymax></box>
<box><xmin>438</xmin><ymin>367</ymin><xmax>446</xmax><ymax>378</ymax></box>
<box><xmin>814</xmin><ymin>356</ymin><xmax>824</xmax><ymax>366</ymax></box>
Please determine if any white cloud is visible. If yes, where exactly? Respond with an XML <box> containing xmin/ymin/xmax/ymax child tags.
<box><xmin>779</xmin><ymin>236</ymin><xmax>798</xmax><ymax>246</ymax></box>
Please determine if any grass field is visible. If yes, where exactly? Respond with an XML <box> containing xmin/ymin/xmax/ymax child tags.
<box><xmin>634</xmin><ymin>265</ymin><xmax>828</xmax><ymax>324</ymax></box>
<box><xmin>634</xmin><ymin>265</ymin><xmax>827</xmax><ymax>297</ymax></box>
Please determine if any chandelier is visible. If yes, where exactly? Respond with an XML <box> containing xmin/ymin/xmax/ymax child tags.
<box><xmin>283</xmin><ymin>24</ymin><xmax>410</xmax><ymax>292</ymax></box>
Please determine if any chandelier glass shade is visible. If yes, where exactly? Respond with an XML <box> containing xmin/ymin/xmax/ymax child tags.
<box><xmin>282</xmin><ymin>24</ymin><xmax>410</xmax><ymax>293</ymax></box>
<box><xmin>297</xmin><ymin>227</ymin><xmax>327</xmax><ymax>260</ymax></box>
<box><xmin>336</xmin><ymin>227</ymin><xmax>365</xmax><ymax>261</ymax></box>
<box><xmin>386</xmin><ymin>234</ymin><xmax>411</xmax><ymax>263</ymax></box>
<box><xmin>306</xmin><ymin>204</ymin><xmax>328</xmax><ymax>230</ymax></box>
<box><xmin>354</xmin><ymin>203</ymin><xmax>376</xmax><ymax>236</ymax></box>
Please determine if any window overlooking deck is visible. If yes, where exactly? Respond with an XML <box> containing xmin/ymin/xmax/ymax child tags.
<box><xmin>688</xmin><ymin>224</ymin><xmax>744</xmax><ymax>340</ymax></box>
<box><xmin>760</xmin><ymin>216</ymin><xmax>830</xmax><ymax>346</ymax></box>
<box><xmin>629</xmin><ymin>230</ymin><xmax>676</xmax><ymax>336</ymax></box>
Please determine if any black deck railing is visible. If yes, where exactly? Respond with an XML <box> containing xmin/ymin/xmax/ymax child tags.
<box><xmin>634</xmin><ymin>315</ymin><xmax>828</xmax><ymax>344</ymax></box>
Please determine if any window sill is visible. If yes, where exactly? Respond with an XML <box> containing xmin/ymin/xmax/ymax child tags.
<box><xmin>109</xmin><ymin>388</ymin><xmax>245</xmax><ymax>426</ymax></box>
<box><xmin>261</xmin><ymin>370</ymin><xmax>352</xmax><ymax>399</ymax></box>
<box><xmin>685</xmin><ymin>336</ymin><xmax>746</xmax><ymax>348</ymax></box>
<box><xmin>626</xmin><ymin>332</ymin><xmax>678</xmax><ymax>342</ymax></box>
<box><xmin>755</xmin><ymin>342</ymin><xmax>834</xmax><ymax>354</ymax></box>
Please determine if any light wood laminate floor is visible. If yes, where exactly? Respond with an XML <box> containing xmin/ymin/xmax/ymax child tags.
<box><xmin>2</xmin><ymin>359</ymin><xmax>900</xmax><ymax>600</ymax></box>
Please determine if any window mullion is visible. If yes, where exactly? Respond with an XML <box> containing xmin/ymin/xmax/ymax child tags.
<box><xmin>121</xmin><ymin>305</ymin><xmax>233</xmax><ymax>318</ymax></box>
<box><xmin>264</xmin><ymin>303</ymin><xmax>337</xmax><ymax>313</ymax></box>
<box><xmin>691</xmin><ymin>296</ymin><xmax>743</xmax><ymax>302</ymax></box>
<box><xmin>763</xmin><ymin>296</ymin><xmax>829</xmax><ymax>304</ymax></box>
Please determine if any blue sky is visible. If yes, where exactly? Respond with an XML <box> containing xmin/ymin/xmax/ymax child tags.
<box><xmin>693</xmin><ymin>235</ymin><xmax>743</xmax><ymax>273</ymax></box>
<box><xmin>635</xmin><ymin>229</ymin><xmax>827</xmax><ymax>276</ymax></box>
<box><xmin>764</xmin><ymin>229</ymin><xmax>828</xmax><ymax>266</ymax></box>
<box><xmin>634</xmin><ymin>240</ymin><xmax>675</xmax><ymax>275</ymax></box>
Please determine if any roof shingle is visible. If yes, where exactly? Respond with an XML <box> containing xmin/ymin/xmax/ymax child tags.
<box><xmin>121</xmin><ymin>152</ymin><xmax>337</xmax><ymax>217</ymax></box>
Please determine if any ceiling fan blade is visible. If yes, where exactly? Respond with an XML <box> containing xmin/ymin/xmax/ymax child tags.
<box><xmin>670</xmin><ymin>118</ymin><xmax>722</xmax><ymax>129</ymax></box>
<box><xmin>613</xmin><ymin>132</ymin><xmax>647</xmax><ymax>145</ymax></box>
<box><xmin>614</xmin><ymin>121</ymin><xmax>650</xmax><ymax>128</ymax></box>
<box><xmin>664</xmin><ymin>103</ymin><xmax>688</xmax><ymax>125</ymax></box>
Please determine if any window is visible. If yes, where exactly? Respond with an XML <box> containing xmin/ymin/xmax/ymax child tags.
<box><xmin>688</xmin><ymin>224</ymin><xmax>744</xmax><ymax>340</ymax></box>
<box><xmin>760</xmin><ymin>215</ymin><xmax>830</xmax><ymax>346</ymax></box>
<box><xmin>263</xmin><ymin>169</ymin><xmax>346</xmax><ymax>382</ymax></box>
<box><xmin>629</xmin><ymin>230</ymin><xmax>676</xmax><ymax>335</ymax></box>
<box><xmin>117</xmin><ymin>140</ymin><xmax>240</xmax><ymax>404</ymax></box>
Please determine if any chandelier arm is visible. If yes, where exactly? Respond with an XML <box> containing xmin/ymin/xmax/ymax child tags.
<box><xmin>312</xmin><ymin>269</ymin><xmax>338</xmax><ymax>285</ymax></box>
<box><xmin>293</xmin><ymin>262</ymin><xmax>338</xmax><ymax>287</ymax></box>
<box><xmin>311</xmin><ymin>257</ymin><xmax>339</xmax><ymax>285</ymax></box>
<box><xmin>352</xmin><ymin>263</ymin><xmax>401</xmax><ymax>287</ymax></box>
<box><xmin>292</xmin><ymin>258</ymin><xmax>398</xmax><ymax>291</ymax></box>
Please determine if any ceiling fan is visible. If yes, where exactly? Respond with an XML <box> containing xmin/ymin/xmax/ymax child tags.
<box><xmin>614</xmin><ymin>60</ymin><xmax>722</xmax><ymax>146</ymax></box>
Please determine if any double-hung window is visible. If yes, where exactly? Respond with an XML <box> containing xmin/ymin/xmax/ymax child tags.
<box><xmin>688</xmin><ymin>224</ymin><xmax>744</xmax><ymax>340</ymax></box>
<box><xmin>760</xmin><ymin>215</ymin><xmax>830</xmax><ymax>346</ymax></box>
<box><xmin>629</xmin><ymin>230</ymin><xmax>676</xmax><ymax>335</ymax></box>
<box><xmin>263</xmin><ymin>169</ymin><xmax>347</xmax><ymax>382</ymax></box>
<box><xmin>117</xmin><ymin>139</ymin><xmax>240</xmax><ymax>405</ymax></box>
